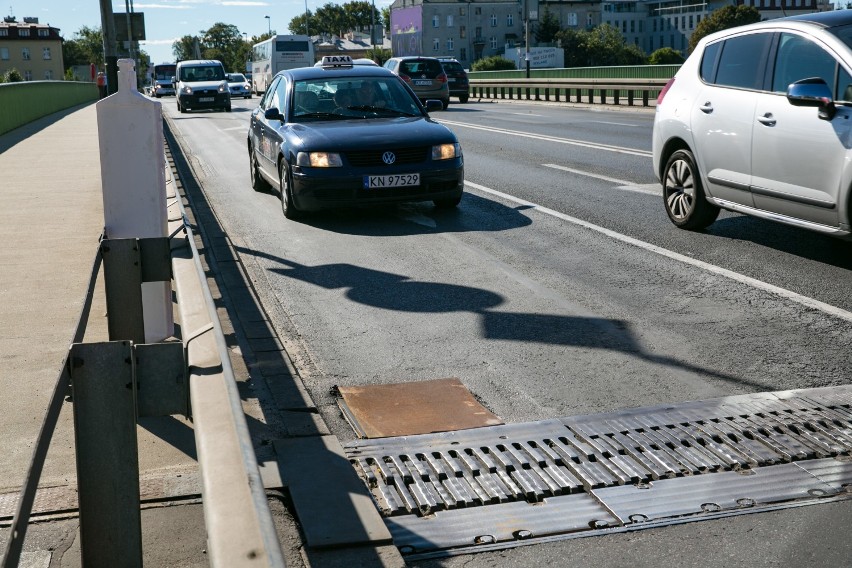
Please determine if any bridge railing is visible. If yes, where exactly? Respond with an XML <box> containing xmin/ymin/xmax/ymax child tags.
<box><xmin>468</xmin><ymin>77</ymin><xmax>670</xmax><ymax>107</ymax></box>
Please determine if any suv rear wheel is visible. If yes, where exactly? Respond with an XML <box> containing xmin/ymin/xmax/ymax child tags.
<box><xmin>662</xmin><ymin>149</ymin><xmax>720</xmax><ymax>230</ymax></box>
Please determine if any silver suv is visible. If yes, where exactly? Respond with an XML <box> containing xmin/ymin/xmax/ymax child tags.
<box><xmin>652</xmin><ymin>11</ymin><xmax>852</xmax><ymax>239</ymax></box>
<box><xmin>384</xmin><ymin>56</ymin><xmax>450</xmax><ymax>109</ymax></box>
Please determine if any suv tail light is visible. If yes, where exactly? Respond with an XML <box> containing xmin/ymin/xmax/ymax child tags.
<box><xmin>657</xmin><ymin>77</ymin><xmax>675</xmax><ymax>105</ymax></box>
<box><xmin>399</xmin><ymin>74</ymin><xmax>411</xmax><ymax>83</ymax></box>
<box><xmin>436</xmin><ymin>72</ymin><xmax>448</xmax><ymax>84</ymax></box>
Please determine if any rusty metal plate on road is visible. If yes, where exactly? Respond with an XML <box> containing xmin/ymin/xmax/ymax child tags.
<box><xmin>337</xmin><ymin>377</ymin><xmax>503</xmax><ymax>439</ymax></box>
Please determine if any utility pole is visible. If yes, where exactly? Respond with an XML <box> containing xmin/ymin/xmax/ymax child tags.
<box><xmin>524</xmin><ymin>0</ymin><xmax>530</xmax><ymax>78</ymax></box>
<box><xmin>98</xmin><ymin>0</ymin><xmax>118</xmax><ymax>95</ymax></box>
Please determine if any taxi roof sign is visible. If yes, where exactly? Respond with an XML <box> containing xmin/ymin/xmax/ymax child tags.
<box><xmin>321</xmin><ymin>55</ymin><xmax>354</xmax><ymax>67</ymax></box>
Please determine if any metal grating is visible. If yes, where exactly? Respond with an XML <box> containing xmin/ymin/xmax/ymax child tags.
<box><xmin>344</xmin><ymin>385</ymin><xmax>852</xmax><ymax>557</ymax></box>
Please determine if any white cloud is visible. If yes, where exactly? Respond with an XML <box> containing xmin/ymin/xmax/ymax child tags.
<box><xmin>140</xmin><ymin>38</ymin><xmax>181</xmax><ymax>45</ymax></box>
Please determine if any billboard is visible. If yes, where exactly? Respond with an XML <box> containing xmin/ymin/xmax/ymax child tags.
<box><xmin>391</xmin><ymin>6</ymin><xmax>422</xmax><ymax>57</ymax></box>
<box><xmin>113</xmin><ymin>13</ymin><xmax>146</xmax><ymax>42</ymax></box>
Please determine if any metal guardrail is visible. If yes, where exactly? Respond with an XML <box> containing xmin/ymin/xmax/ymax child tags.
<box><xmin>1</xmin><ymin>163</ymin><xmax>285</xmax><ymax>568</ymax></box>
<box><xmin>469</xmin><ymin>77</ymin><xmax>670</xmax><ymax>107</ymax></box>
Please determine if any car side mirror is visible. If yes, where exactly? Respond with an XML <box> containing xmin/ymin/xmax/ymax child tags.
<box><xmin>424</xmin><ymin>100</ymin><xmax>443</xmax><ymax>113</ymax></box>
<box><xmin>787</xmin><ymin>77</ymin><xmax>836</xmax><ymax>121</ymax></box>
<box><xmin>265</xmin><ymin>107</ymin><xmax>285</xmax><ymax>122</ymax></box>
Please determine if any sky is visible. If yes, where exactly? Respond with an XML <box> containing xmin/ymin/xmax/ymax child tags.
<box><xmin>15</xmin><ymin>1</ymin><xmax>394</xmax><ymax>66</ymax></box>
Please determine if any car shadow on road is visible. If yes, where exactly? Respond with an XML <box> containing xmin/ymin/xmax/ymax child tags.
<box><xmin>705</xmin><ymin>215</ymin><xmax>852</xmax><ymax>270</ymax></box>
<box><xmin>238</xmin><ymin>246</ymin><xmax>773</xmax><ymax>392</ymax></box>
<box><xmin>291</xmin><ymin>192</ymin><xmax>533</xmax><ymax>236</ymax></box>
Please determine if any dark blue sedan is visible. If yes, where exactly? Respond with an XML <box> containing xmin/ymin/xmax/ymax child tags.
<box><xmin>248</xmin><ymin>56</ymin><xmax>465</xmax><ymax>219</ymax></box>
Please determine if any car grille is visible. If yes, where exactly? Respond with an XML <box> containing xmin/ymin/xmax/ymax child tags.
<box><xmin>346</xmin><ymin>147</ymin><xmax>429</xmax><ymax>167</ymax></box>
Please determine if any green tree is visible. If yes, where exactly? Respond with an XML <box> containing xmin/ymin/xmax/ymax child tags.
<box><xmin>4</xmin><ymin>68</ymin><xmax>23</xmax><ymax>82</ymax></box>
<box><xmin>648</xmin><ymin>47</ymin><xmax>685</xmax><ymax>65</ymax></box>
<box><xmin>344</xmin><ymin>1</ymin><xmax>380</xmax><ymax>29</ymax></box>
<box><xmin>173</xmin><ymin>35</ymin><xmax>201</xmax><ymax>61</ymax></box>
<box><xmin>471</xmin><ymin>55</ymin><xmax>516</xmax><ymax>71</ymax></box>
<box><xmin>201</xmin><ymin>22</ymin><xmax>244</xmax><ymax>71</ymax></box>
<box><xmin>689</xmin><ymin>5</ymin><xmax>760</xmax><ymax>52</ymax></box>
<box><xmin>365</xmin><ymin>46</ymin><xmax>391</xmax><ymax>65</ymax></box>
<box><xmin>314</xmin><ymin>3</ymin><xmax>348</xmax><ymax>36</ymax></box>
<box><xmin>382</xmin><ymin>7</ymin><xmax>391</xmax><ymax>33</ymax></box>
<box><xmin>62</xmin><ymin>26</ymin><xmax>104</xmax><ymax>69</ymax></box>
<box><xmin>556</xmin><ymin>29</ymin><xmax>589</xmax><ymax>67</ymax></box>
<box><xmin>289</xmin><ymin>12</ymin><xmax>313</xmax><ymax>35</ymax></box>
<box><xmin>535</xmin><ymin>8</ymin><xmax>561</xmax><ymax>44</ymax></box>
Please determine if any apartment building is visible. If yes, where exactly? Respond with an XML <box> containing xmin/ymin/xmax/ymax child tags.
<box><xmin>389</xmin><ymin>0</ymin><xmax>525</xmax><ymax>68</ymax></box>
<box><xmin>0</xmin><ymin>17</ymin><xmax>64</xmax><ymax>80</ymax></box>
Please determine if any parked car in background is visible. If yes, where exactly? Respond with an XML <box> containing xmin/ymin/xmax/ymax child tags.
<box><xmin>383</xmin><ymin>56</ymin><xmax>450</xmax><ymax>109</ymax></box>
<box><xmin>247</xmin><ymin>56</ymin><xmax>464</xmax><ymax>219</ymax></box>
<box><xmin>652</xmin><ymin>10</ymin><xmax>852</xmax><ymax>239</ymax></box>
<box><xmin>437</xmin><ymin>57</ymin><xmax>469</xmax><ymax>103</ymax></box>
<box><xmin>227</xmin><ymin>73</ymin><xmax>252</xmax><ymax>99</ymax></box>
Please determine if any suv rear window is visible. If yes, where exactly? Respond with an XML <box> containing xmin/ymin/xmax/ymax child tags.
<box><xmin>400</xmin><ymin>60</ymin><xmax>443</xmax><ymax>77</ymax></box>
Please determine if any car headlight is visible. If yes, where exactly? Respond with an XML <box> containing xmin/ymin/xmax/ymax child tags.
<box><xmin>218</xmin><ymin>83</ymin><xmax>227</xmax><ymax>93</ymax></box>
<box><xmin>296</xmin><ymin>152</ymin><xmax>343</xmax><ymax>168</ymax></box>
<box><xmin>432</xmin><ymin>143</ymin><xmax>461</xmax><ymax>160</ymax></box>
<box><xmin>181</xmin><ymin>85</ymin><xmax>192</xmax><ymax>95</ymax></box>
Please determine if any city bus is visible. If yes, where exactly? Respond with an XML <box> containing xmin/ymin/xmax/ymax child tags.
<box><xmin>251</xmin><ymin>35</ymin><xmax>315</xmax><ymax>94</ymax></box>
<box><xmin>150</xmin><ymin>62</ymin><xmax>177</xmax><ymax>97</ymax></box>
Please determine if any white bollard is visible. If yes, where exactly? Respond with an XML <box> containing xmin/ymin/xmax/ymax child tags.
<box><xmin>97</xmin><ymin>58</ymin><xmax>174</xmax><ymax>343</ymax></box>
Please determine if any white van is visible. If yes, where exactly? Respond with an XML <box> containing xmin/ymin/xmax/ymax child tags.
<box><xmin>173</xmin><ymin>59</ymin><xmax>231</xmax><ymax>113</ymax></box>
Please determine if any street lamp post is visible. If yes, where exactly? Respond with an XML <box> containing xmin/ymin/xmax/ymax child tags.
<box><xmin>265</xmin><ymin>15</ymin><xmax>271</xmax><ymax>36</ymax></box>
<box><xmin>524</xmin><ymin>0</ymin><xmax>530</xmax><ymax>78</ymax></box>
<box><xmin>305</xmin><ymin>0</ymin><xmax>310</xmax><ymax>37</ymax></box>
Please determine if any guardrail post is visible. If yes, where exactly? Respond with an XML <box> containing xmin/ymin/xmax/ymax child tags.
<box><xmin>614</xmin><ymin>89</ymin><xmax>620</xmax><ymax>106</ymax></box>
<box><xmin>643</xmin><ymin>90</ymin><xmax>649</xmax><ymax>106</ymax></box>
<box><xmin>70</xmin><ymin>341</ymin><xmax>143</xmax><ymax>568</ymax></box>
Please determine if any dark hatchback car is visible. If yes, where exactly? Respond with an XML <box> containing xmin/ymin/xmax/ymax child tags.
<box><xmin>247</xmin><ymin>56</ymin><xmax>464</xmax><ymax>219</ymax></box>
<box><xmin>437</xmin><ymin>57</ymin><xmax>469</xmax><ymax>103</ymax></box>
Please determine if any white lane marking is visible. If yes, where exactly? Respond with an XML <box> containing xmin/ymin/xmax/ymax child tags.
<box><xmin>542</xmin><ymin>164</ymin><xmax>661</xmax><ymax>196</ymax></box>
<box><xmin>464</xmin><ymin>180</ymin><xmax>852</xmax><ymax>324</ymax></box>
<box><xmin>593</xmin><ymin>121</ymin><xmax>643</xmax><ymax>127</ymax></box>
<box><xmin>223</xmin><ymin>126</ymin><xmax>245</xmax><ymax>132</ymax></box>
<box><xmin>511</xmin><ymin>112</ymin><xmax>544</xmax><ymax>117</ymax></box>
<box><xmin>439</xmin><ymin>119</ymin><xmax>651</xmax><ymax>157</ymax></box>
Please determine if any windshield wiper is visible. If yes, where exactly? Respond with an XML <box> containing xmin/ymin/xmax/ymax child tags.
<box><xmin>296</xmin><ymin>112</ymin><xmax>347</xmax><ymax>120</ymax></box>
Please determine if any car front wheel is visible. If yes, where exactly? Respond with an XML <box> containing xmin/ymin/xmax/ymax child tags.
<box><xmin>662</xmin><ymin>149</ymin><xmax>719</xmax><ymax>231</ymax></box>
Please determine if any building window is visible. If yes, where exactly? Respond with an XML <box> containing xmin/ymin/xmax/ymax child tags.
<box><xmin>697</xmin><ymin>14</ymin><xmax>701</xmax><ymax>24</ymax></box>
<box><xmin>0</xmin><ymin>47</ymin><xmax>8</xmax><ymax>60</ymax></box>
<box><xmin>0</xmin><ymin>28</ymin><xmax>8</xmax><ymax>37</ymax></box>
<box><xmin>433</xmin><ymin>38</ymin><xmax>440</xmax><ymax>51</ymax></box>
<box><xmin>588</xmin><ymin>14</ymin><xmax>593</xmax><ymax>27</ymax></box>
<box><xmin>43</xmin><ymin>47</ymin><xmax>51</xmax><ymax>60</ymax></box>
<box><xmin>19</xmin><ymin>28</ymin><xmax>29</xmax><ymax>37</ymax></box>
<box><xmin>630</xmin><ymin>20</ymin><xmax>635</xmax><ymax>33</ymax></box>
<box><xmin>460</xmin><ymin>25</ymin><xmax>466</xmax><ymax>39</ymax></box>
<box><xmin>507</xmin><ymin>14</ymin><xmax>514</xmax><ymax>26</ymax></box>
<box><xmin>622</xmin><ymin>21</ymin><xmax>627</xmax><ymax>33</ymax></box>
<box><xmin>490</xmin><ymin>36</ymin><xmax>497</xmax><ymax>49</ymax></box>
<box><xmin>567</xmin><ymin>13</ymin><xmax>578</xmax><ymax>26</ymax></box>
<box><xmin>459</xmin><ymin>7</ymin><xmax>466</xmax><ymax>16</ymax></box>
<box><xmin>689</xmin><ymin>15</ymin><xmax>694</xmax><ymax>29</ymax></box>
<box><xmin>475</xmin><ymin>7</ymin><xmax>481</xmax><ymax>15</ymax></box>
<box><xmin>433</xmin><ymin>15</ymin><xmax>439</xmax><ymax>28</ymax></box>
<box><xmin>39</xmin><ymin>28</ymin><xmax>49</xmax><ymax>37</ymax></box>
<box><xmin>460</xmin><ymin>48</ymin><xmax>467</xmax><ymax>61</ymax></box>
<box><xmin>24</xmin><ymin>70</ymin><xmax>32</xmax><ymax>81</ymax></box>
<box><xmin>490</xmin><ymin>14</ymin><xmax>497</xmax><ymax>27</ymax></box>
<box><xmin>476</xmin><ymin>26</ymin><xmax>482</xmax><ymax>39</ymax></box>
<box><xmin>653</xmin><ymin>19</ymin><xmax>657</xmax><ymax>32</ymax></box>
<box><xmin>44</xmin><ymin>69</ymin><xmax>52</xmax><ymax>79</ymax></box>
<box><xmin>22</xmin><ymin>48</ymin><xmax>30</xmax><ymax>60</ymax></box>
<box><xmin>447</xmin><ymin>38</ymin><xmax>454</xmax><ymax>51</ymax></box>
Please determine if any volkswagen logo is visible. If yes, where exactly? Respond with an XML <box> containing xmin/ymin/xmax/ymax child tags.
<box><xmin>382</xmin><ymin>151</ymin><xmax>396</xmax><ymax>165</ymax></box>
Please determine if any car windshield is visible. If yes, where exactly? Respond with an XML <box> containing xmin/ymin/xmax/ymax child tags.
<box><xmin>228</xmin><ymin>74</ymin><xmax>246</xmax><ymax>82</ymax></box>
<box><xmin>292</xmin><ymin>77</ymin><xmax>424</xmax><ymax>121</ymax></box>
<box><xmin>180</xmin><ymin>66</ymin><xmax>225</xmax><ymax>82</ymax></box>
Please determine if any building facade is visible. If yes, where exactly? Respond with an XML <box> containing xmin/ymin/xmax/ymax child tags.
<box><xmin>389</xmin><ymin>0</ymin><xmax>526</xmax><ymax>68</ymax></box>
<box><xmin>0</xmin><ymin>17</ymin><xmax>64</xmax><ymax>80</ymax></box>
<box><xmin>389</xmin><ymin>0</ymin><xmax>834</xmax><ymax>67</ymax></box>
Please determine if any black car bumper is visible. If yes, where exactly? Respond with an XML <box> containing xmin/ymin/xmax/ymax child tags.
<box><xmin>291</xmin><ymin>161</ymin><xmax>464</xmax><ymax>211</ymax></box>
<box><xmin>178</xmin><ymin>92</ymin><xmax>230</xmax><ymax>110</ymax></box>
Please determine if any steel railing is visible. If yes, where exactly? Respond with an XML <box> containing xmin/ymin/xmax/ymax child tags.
<box><xmin>469</xmin><ymin>77</ymin><xmax>670</xmax><ymax>107</ymax></box>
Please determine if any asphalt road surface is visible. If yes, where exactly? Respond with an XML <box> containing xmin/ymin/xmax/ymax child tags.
<box><xmin>163</xmin><ymin>96</ymin><xmax>852</xmax><ymax>567</ymax></box>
